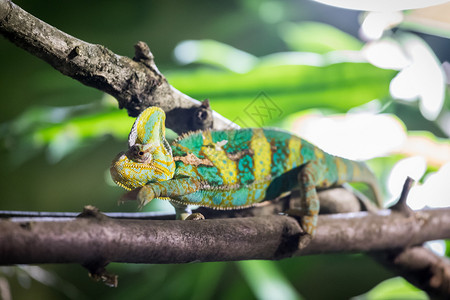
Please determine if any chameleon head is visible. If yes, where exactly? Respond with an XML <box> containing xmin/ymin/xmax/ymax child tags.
<box><xmin>110</xmin><ymin>107</ymin><xmax>176</xmax><ymax>190</ymax></box>
<box><xmin>110</xmin><ymin>143</ymin><xmax>175</xmax><ymax>190</ymax></box>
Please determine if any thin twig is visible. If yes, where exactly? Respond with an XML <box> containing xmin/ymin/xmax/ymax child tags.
<box><xmin>391</xmin><ymin>176</ymin><xmax>415</xmax><ymax>216</ymax></box>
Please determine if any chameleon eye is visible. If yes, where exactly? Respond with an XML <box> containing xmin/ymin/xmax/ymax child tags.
<box><xmin>126</xmin><ymin>144</ymin><xmax>152</xmax><ymax>163</ymax></box>
<box><xmin>138</xmin><ymin>152</ymin><xmax>152</xmax><ymax>163</ymax></box>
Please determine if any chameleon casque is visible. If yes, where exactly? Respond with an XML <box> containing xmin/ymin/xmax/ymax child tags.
<box><xmin>110</xmin><ymin>107</ymin><xmax>382</xmax><ymax>235</ymax></box>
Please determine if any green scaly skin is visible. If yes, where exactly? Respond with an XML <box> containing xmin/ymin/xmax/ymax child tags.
<box><xmin>110</xmin><ymin>107</ymin><xmax>382</xmax><ymax>235</ymax></box>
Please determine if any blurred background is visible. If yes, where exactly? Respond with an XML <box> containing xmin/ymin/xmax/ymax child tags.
<box><xmin>1</xmin><ymin>0</ymin><xmax>449</xmax><ymax>299</ymax></box>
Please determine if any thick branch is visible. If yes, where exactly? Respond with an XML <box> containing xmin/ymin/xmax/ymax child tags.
<box><xmin>298</xmin><ymin>208</ymin><xmax>450</xmax><ymax>255</ymax></box>
<box><xmin>2</xmin><ymin>206</ymin><xmax>450</xmax><ymax>296</ymax></box>
<box><xmin>0</xmin><ymin>0</ymin><xmax>233</xmax><ymax>133</ymax></box>
<box><xmin>1</xmin><ymin>207</ymin><xmax>449</xmax><ymax>265</ymax></box>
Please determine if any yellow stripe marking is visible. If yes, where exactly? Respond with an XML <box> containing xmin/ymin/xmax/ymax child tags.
<box><xmin>334</xmin><ymin>157</ymin><xmax>347</xmax><ymax>184</ymax></box>
<box><xmin>153</xmin><ymin>158</ymin><xmax>175</xmax><ymax>178</ymax></box>
<box><xmin>352</xmin><ymin>161</ymin><xmax>361</xmax><ymax>178</ymax></box>
<box><xmin>286</xmin><ymin>137</ymin><xmax>302</xmax><ymax>169</ymax></box>
<box><xmin>201</xmin><ymin>131</ymin><xmax>238</xmax><ymax>185</ymax></box>
<box><xmin>314</xmin><ymin>147</ymin><xmax>325</xmax><ymax>162</ymax></box>
<box><xmin>136</xmin><ymin>107</ymin><xmax>160</xmax><ymax>144</ymax></box>
<box><xmin>251</xmin><ymin>128</ymin><xmax>271</xmax><ymax>180</ymax></box>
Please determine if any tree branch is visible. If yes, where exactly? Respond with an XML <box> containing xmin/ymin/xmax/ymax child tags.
<box><xmin>2</xmin><ymin>188</ymin><xmax>449</xmax><ymax>296</ymax></box>
<box><xmin>372</xmin><ymin>247</ymin><xmax>450</xmax><ymax>299</ymax></box>
<box><xmin>0</xmin><ymin>0</ymin><xmax>234</xmax><ymax>133</ymax></box>
<box><xmin>0</xmin><ymin>206</ymin><xmax>448</xmax><ymax>263</ymax></box>
<box><xmin>3</xmin><ymin>204</ymin><xmax>449</xmax><ymax>296</ymax></box>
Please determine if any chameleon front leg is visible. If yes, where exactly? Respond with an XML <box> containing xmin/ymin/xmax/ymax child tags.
<box><xmin>123</xmin><ymin>177</ymin><xmax>205</xmax><ymax>219</ymax></box>
<box><xmin>288</xmin><ymin>161</ymin><xmax>325</xmax><ymax>236</ymax></box>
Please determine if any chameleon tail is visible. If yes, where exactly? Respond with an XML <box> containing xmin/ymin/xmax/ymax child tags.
<box><xmin>335</xmin><ymin>158</ymin><xmax>383</xmax><ymax>208</ymax></box>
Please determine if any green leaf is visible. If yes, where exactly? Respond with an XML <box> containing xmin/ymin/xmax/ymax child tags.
<box><xmin>167</xmin><ymin>63</ymin><xmax>396</xmax><ymax>127</ymax></box>
<box><xmin>1</xmin><ymin>105</ymin><xmax>134</xmax><ymax>164</ymax></box>
<box><xmin>278</xmin><ymin>21</ymin><xmax>363</xmax><ymax>53</ymax></box>
<box><xmin>352</xmin><ymin>277</ymin><xmax>428</xmax><ymax>300</ymax></box>
<box><xmin>313</xmin><ymin>0</ymin><xmax>449</xmax><ymax>11</ymax></box>
<box><xmin>174</xmin><ymin>39</ymin><xmax>258</xmax><ymax>73</ymax></box>
<box><xmin>33</xmin><ymin>110</ymin><xmax>133</xmax><ymax>145</ymax></box>
<box><xmin>237</xmin><ymin>261</ymin><xmax>304</xmax><ymax>300</ymax></box>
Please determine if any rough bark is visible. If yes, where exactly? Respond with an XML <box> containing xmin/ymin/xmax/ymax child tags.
<box><xmin>1</xmin><ymin>207</ymin><xmax>449</xmax><ymax>264</ymax></box>
<box><xmin>372</xmin><ymin>247</ymin><xmax>450</xmax><ymax>299</ymax></box>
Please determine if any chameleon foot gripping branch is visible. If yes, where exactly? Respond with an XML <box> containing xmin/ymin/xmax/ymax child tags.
<box><xmin>110</xmin><ymin>107</ymin><xmax>382</xmax><ymax>236</ymax></box>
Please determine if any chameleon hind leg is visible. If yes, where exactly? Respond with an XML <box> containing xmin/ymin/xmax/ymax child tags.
<box><xmin>287</xmin><ymin>161</ymin><xmax>325</xmax><ymax>236</ymax></box>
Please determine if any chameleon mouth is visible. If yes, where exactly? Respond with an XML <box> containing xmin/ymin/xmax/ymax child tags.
<box><xmin>110</xmin><ymin>150</ymin><xmax>175</xmax><ymax>192</ymax></box>
<box><xmin>110</xmin><ymin>162</ymin><xmax>149</xmax><ymax>191</ymax></box>
<box><xmin>110</xmin><ymin>154</ymin><xmax>145</xmax><ymax>190</ymax></box>
<box><xmin>110</xmin><ymin>155</ymin><xmax>163</xmax><ymax>190</ymax></box>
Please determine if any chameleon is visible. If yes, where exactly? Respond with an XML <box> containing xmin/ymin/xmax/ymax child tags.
<box><xmin>110</xmin><ymin>106</ymin><xmax>382</xmax><ymax>235</ymax></box>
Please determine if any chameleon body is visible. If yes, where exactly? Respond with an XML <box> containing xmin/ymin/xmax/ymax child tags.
<box><xmin>111</xmin><ymin>107</ymin><xmax>382</xmax><ymax>235</ymax></box>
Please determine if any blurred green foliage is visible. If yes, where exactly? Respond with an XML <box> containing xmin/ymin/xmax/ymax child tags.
<box><xmin>355</xmin><ymin>277</ymin><xmax>429</xmax><ymax>300</ymax></box>
<box><xmin>1</xmin><ymin>0</ymin><xmax>449</xmax><ymax>299</ymax></box>
<box><xmin>167</xmin><ymin>60</ymin><xmax>395</xmax><ymax>127</ymax></box>
<box><xmin>279</xmin><ymin>21</ymin><xmax>363</xmax><ymax>53</ymax></box>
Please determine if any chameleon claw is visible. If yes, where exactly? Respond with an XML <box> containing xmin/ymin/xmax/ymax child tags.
<box><xmin>185</xmin><ymin>213</ymin><xmax>205</xmax><ymax>220</ymax></box>
<box><xmin>137</xmin><ymin>186</ymin><xmax>156</xmax><ymax>209</ymax></box>
<box><xmin>300</xmin><ymin>215</ymin><xmax>317</xmax><ymax>236</ymax></box>
<box><xmin>285</xmin><ymin>209</ymin><xmax>317</xmax><ymax>236</ymax></box>
<box><xmin>118</xmin><ymin>185</ymin><xmax>157</xmax><ymax>209</ymax></box>
<box><xmin>137</xmin><ymin>201</ymin><xmax>147</xmax><ymax>210</ymax></box>
<box><xmin>119</xmin><ymin>187</ymin><xmax>142</xmax><ymax>206</ymax></box>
